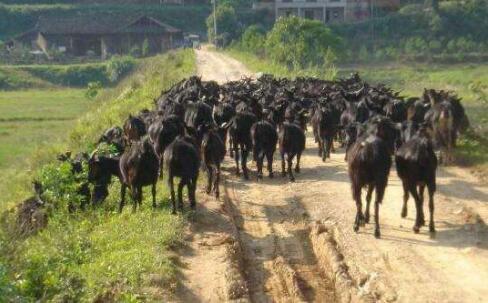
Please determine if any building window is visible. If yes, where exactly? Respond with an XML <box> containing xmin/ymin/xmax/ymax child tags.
<box><xmin>304</xmin><ymin>9</ymin><xmax>314</xmax><ymax>19</ymax></box>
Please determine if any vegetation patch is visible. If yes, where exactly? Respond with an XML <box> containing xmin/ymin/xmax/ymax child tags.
<box><xmin>0</xmin><ymin>49</ymin><xmax>196</xmax><ymax>302</ymax></box>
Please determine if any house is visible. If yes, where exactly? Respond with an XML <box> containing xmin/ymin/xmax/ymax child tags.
<box><xmin>275</xmin><ymin>0</ymin><xmax>347</xmax><ymax>23</ymax></box>
<box><xmin>254</xmin><ymin>0</ymin><xmax>400</xmax><ymax>23</ymax></box>
<box><xmin>6</xmin><ymin>15</ymin><xmax>183</xmax><ymax>59</ymax></box>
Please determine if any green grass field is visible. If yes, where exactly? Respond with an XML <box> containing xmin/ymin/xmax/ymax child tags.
<box><xmin>0</xmin><ymin>89</ymin><xmax>91</xmax><ymax>169</ymax></box>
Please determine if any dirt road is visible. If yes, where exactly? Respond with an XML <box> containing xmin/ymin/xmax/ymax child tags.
<box><xmin>176</xmin><ymin>47</ymin><xmax>488</xmax><ymax>303</ymax></box>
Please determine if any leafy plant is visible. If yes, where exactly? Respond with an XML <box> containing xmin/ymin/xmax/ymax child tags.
<box><xmin>85</xmin><ymin>81</ymin><xmax>103</xmax><ymax>99</ymax></box>
<box><xmin>106</xmin><ymin>56</ymin><xmax>136</xmax><ymax>83</ymax></box>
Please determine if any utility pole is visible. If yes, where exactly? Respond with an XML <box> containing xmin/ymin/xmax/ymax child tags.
<box><xmin>212</xmin><ymin>0</ymin><xmax>218</xmax><ymax>46</ymax></box>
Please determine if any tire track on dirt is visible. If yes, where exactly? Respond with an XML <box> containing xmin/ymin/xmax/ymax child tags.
<box><xmin>223</xmin><ymin>167</ymin><xmax>337</xmax><ymax>303</ymax></box>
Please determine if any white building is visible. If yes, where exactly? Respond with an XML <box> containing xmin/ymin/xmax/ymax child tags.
<box><xmin>253</xmin><ymin>0</ymin><xmax>400</xmax><ymax>24</ymax></box>
<box><xmin>275</xmin><ymin>0</ymin><xmax>347</xmax><ymax>23</ymax></box>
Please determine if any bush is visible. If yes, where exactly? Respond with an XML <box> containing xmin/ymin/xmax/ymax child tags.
<box><xmin>36</xmin><ymin>161</ymin><xmax>87</xmax><ymax>211</ymax></box>
<box><xmin>85</xmin><ymin>81</ymin><xmax>103</xmax><ymax>100</ymax></box>
<box><xmin>265</xmin><ymin>16</ymin><xmax>342</xmax><ymax>69</ymax></box>
<box><xmin>239</xmin><ymin>25</ymin><xmax>266</xmax><ymax>55</ymax></box>
<box><xmin>404</xmin><ymin>37</ymin><xmax>428</xmax><ymax>56</ymax></box>
<box><xmin>23</xmin><ymin>64</ymin><xmax>109</xmax><ymax>87</ymax></box>
<box><xmin>106</xmin><ymin>56</ymin><xmax>136</xmax><ymax>83</ymax></box>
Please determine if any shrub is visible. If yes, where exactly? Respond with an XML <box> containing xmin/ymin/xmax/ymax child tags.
<box><xmin>23</xmin><ymin>64</ymin><xmax>108</xmax><ymax>87</ymax></box>
<box><xmin>358</xmin><ymin>46</ymin><xmax>369</xmax><ymax>62</ymax></box>
<box><xmin>85</xmin><ymin>81</ymin><xmax>103</xmax><ymax>100</ymax></box>
<box><xmin>106</xmin><ymin>56</ymin><xmax>136</xmax><ymax>83</ymax></box>
<box><xmin>36</xmin><ymin>161</ymin><xmax>87</xmax><ymax>211</ymax></box>
<box><xmin>240</xmin><ymin>25</ymin><xmax>266</xmax><ymax>55</ymax></box>
<box><xmin>404</xmin><ymin>37</ymin><xmax>428</xmax><ymax>55</ymax></box>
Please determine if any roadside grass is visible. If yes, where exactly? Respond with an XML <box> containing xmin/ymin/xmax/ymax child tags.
<box><xmin>226</xmin><ymin>48</ymin><xmax>338</xmax><ymax>79</ymax></box>
<box><xmin>0</xmin><ymin>49</ymin><xmax>196</xmax><ymax>302</ymax></box>
<box><xmin>227</xmin><ymin>50</ymin><xmax>488</xmax><ymax>177</ymax></box>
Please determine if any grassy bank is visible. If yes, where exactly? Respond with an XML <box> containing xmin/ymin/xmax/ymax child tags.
<box><xmin>1</xmin><ymin>56</ymin><xmax>135</xmax><ymax>89</ymax></box>
<box><xmin>0</xmin><ymin>49</ymin><xmax>196</xmax><ymax>302</ymax></box>
<box><xmin>226</xmin><ymin>49</ymin><xmax>488</xmax><ymax>177</ymax></box>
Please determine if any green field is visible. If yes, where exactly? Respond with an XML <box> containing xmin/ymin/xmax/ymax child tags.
<box><xmin>0</xmin><ymin>89</ymin><xmax>91</xmax><ymax>169</ymax></box>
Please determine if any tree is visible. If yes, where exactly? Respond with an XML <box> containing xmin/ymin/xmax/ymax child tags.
<box><xmin>206</xmin><ymin>4</ymin><xmax>241</xmax><ymax>46</ymax></box>
<box><xmin>265</xmin><ymin>16</ymin><xmax>342</xmax><ymax>69</ymax></box>
<box><xmin>240</xmin><ymin>25</ymin><xmax>265</xmax><ymax>55</ymax></box>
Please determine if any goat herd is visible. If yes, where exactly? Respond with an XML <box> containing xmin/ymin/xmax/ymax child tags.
<box><xmin>56</xmin><ymin>73</ymin><xmax>470</xmax><ymax>239</ymax></box>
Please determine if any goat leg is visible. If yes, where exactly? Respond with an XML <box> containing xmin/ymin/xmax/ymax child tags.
<box><xmin>365</xmin><ymin>184</ymin><xmax>374</xmax><ymax>224</ymax></box>
<box><xmin>266</xmin><ymin>152</ymin><xmax>274</xmax><ymax>178</ymax></box>
<box><xmin>169</xmin><ymin>175</ymin><xmax>176</xmax><ymax>214</ymax></box>
<box><xmin>119</xmin><ymin>184</ymin><xmax>127</xmax><ymax>213</ymax></box>
<box><xmin>177</xmin><ymin>180</ymin><xmax>185</xmax><ymax>211</ymax></box>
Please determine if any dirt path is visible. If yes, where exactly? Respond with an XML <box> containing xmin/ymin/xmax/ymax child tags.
<box><xmin>178</xmin><ymin>47</ymin><xmax>488</xmax><ymax>303</ymax></box>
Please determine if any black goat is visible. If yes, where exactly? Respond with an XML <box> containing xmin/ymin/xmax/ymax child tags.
<box><xmin>164</xmin><ymin>135</ymin><xmax>200</xmax><ymax>214</ymax></box>
<box><xmin>201</xmin><ymin>125</ymin><xmax>226</xmax><ymax>198</ymax></box>
<box><xmin>227</xmin><ymin>111</ymin><xmax>258</xmax><ymax>180</ymax></box>
<box><xmin>251</xmin><ymin>120</ymin><xmax>278</xmax><ymax>179</ymax></box>
<box><xmin>119</xmin><ymin>137</ymin><xmax>159</xmax><ymax>212</ymax></box>
<box><xmin>395</xmin><ymin>124</ymin><xmax>437</xmax><ymax>235</ymax></box>
<box><xmin>347</xmin><ymin>116</ymin><xmax>397</xmax><ymax>238</ymax></box>
<box><xmin>279</xmin><ymin>122</ymin><xmax>305</xmax><ymax>182</ymax></box>
<box><xmin>123</xmin><ymin>114</ymin><xmax>147</xmax><ymax>146</ymax></box>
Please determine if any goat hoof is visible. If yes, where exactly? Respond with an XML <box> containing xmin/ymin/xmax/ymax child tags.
<box><xmin>295</xmin><ymin>168</ymin><xmax>300</xmax><ymax>173</ymax></box>
<box><xmin>419</xmin><ymin>218</ymin><xmax>426</xmax><ymax>226</ymax></box>
<box><xmin>413</xmin><ymin>226</ymin><xmax>420</xmax><ymax>233</ymax></box>
<box><xmin>290</xmin><ymin>177</ymin><xmax>295</xmax><ymax>182</ymax></box>
<box><xmin>364</xmin><ymin>214</ymin><xmax>370</xmax><ymax>224</ymax></box>
<box><xmin>401</xmin><ymin>209</ymin><xmax>407</xmax><ymax>218</ymax></box>
<box><xmin>374</xmin><ymin>230</ymin><xmax>381</xmax><ymax>238</ymax></box>
<box><xmin>257</xmin><ymin>174</ymin><xmax>263</xmax><ymax>180</ymax></box>
<box><xmin>269</xmin><ymin>172</ymin><xmax>274</xmax><ymax>178</ymax></box>
<box><xmin>353</xmin><ymin>225</ymin><xmax>359</xmax><ymax>233</ymax></box>
<box><xmin>429</xmin><ymin>225</ymin><xmax>436</xmax><ymax>233</ymax></box>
